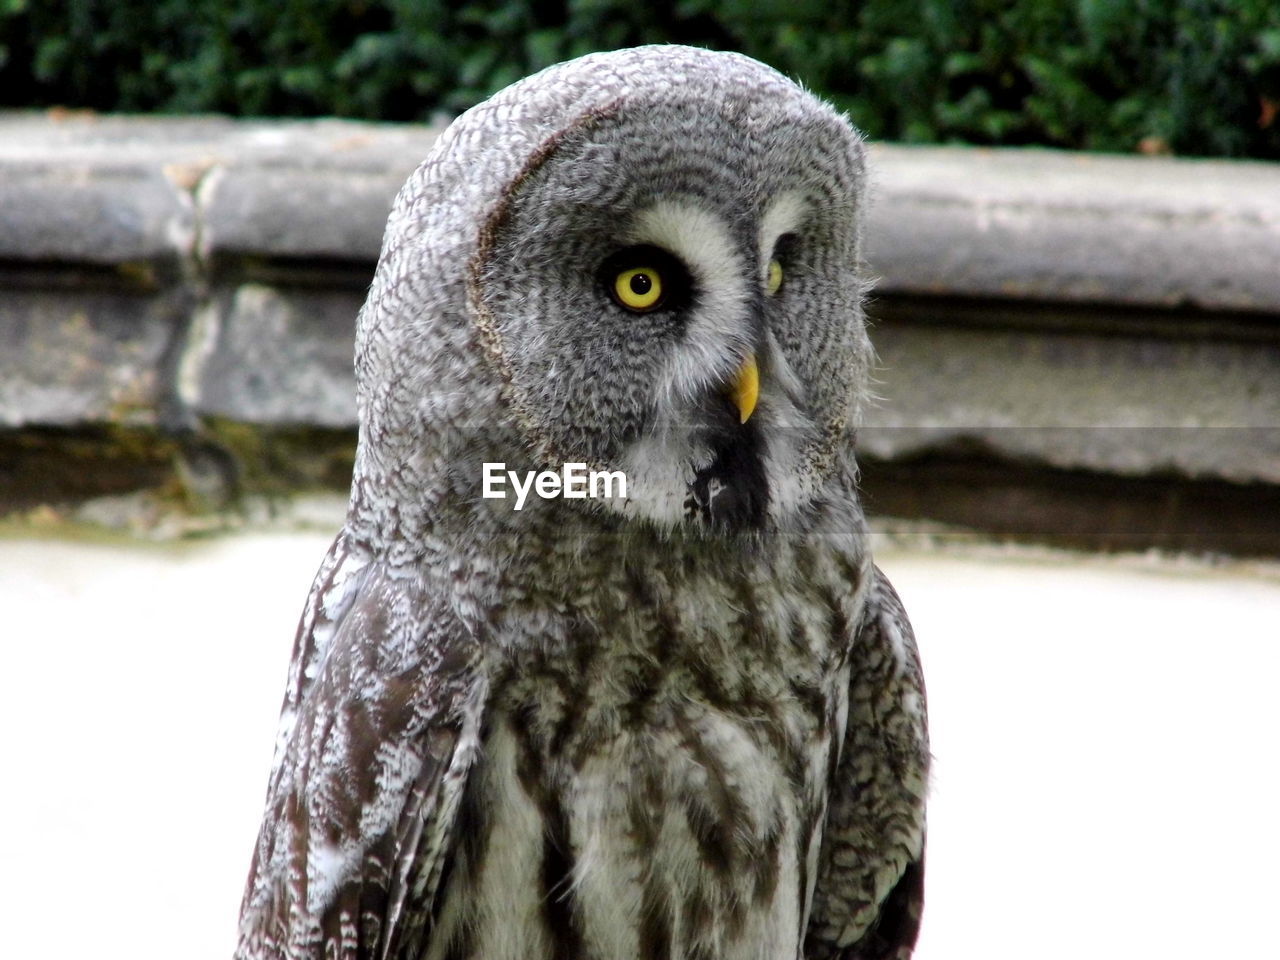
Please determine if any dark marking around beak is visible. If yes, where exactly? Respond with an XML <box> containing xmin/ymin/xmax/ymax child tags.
<box><xmin>684</xmin><ymin>392</ymin><xmax>769</xmax><ymax>530</ymax></box>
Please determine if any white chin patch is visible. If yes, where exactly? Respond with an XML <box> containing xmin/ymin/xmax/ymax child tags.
<box><xmin>607</xmin><ymin>433</ymin><xmax>701</xmax><ymax>529</ymax></box>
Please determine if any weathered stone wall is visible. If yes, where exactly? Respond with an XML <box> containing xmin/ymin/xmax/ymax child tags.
<box><xmin>2</xmin><ymin>113</ymin><xmax>1278</xmax><ymax>553</ymax></box>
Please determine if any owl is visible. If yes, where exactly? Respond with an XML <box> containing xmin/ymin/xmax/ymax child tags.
<box><xmin>235</xmin><ymin>45</ymin><xmax>928</xmax><ymax>960</ymax></box>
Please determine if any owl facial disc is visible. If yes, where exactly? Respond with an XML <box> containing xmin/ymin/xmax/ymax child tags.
<box><xmin>458</xmin><ymin>55</ymin><xmax>870</xmax><ymax>536</ymax></box>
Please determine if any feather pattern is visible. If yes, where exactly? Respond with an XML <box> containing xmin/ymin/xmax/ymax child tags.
<box><xmin>807</xmin><ymin>567</ymin><xmax>929</xmax><ymax>959</ymax></box>
<box><xmin>236</xmin><ymin>556</ymin><xmax>485</xmax><ymax>960</ymax></box>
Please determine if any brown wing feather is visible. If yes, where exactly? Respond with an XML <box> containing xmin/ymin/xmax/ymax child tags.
<box><xmin>235</xmin><ymin>543</ymin><xmax>483</xmax><ymax>960</ymax></box>
<box><xmin>838</xmin><ymin>853</ymin><xmax>926</xmax><ymax>960</ymax></box>
<box><xmin>806</xmin><ymin>566</ymin><xmax>929</xmax><ymax>959</ymax></box>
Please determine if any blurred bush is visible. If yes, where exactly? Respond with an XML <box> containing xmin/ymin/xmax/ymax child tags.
<box><xmin>1</xmin><ymin>0</ymin><xmax>1277</xmax><ymax>158</ymax></box>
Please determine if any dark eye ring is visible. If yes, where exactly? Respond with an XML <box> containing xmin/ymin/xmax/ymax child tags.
<box><xmin>600</xmin><ymin>245</ymin><xmax>692</xmax><ymax>314</ymax></box>
<box><xmin>767</xmin><ymin>232</ymin><xmax>799</xmax><ymax>295</ymax></box>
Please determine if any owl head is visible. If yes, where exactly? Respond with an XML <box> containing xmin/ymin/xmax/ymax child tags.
<box><xmin>351</xmin><ymin>45</ymin><xmax>872</xmax><ymax>544</ymax></box>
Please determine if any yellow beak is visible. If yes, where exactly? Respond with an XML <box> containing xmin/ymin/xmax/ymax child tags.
<box><xmin>728</xmin><ymin>353</ymin><xmax>759</xmax><ymax>424</ymax></box>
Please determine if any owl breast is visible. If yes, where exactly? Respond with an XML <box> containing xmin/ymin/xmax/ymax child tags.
<box><xmin>423</xmin><ymin>549</ymin><xmax>858</xmax><ymax>960</ymax></box>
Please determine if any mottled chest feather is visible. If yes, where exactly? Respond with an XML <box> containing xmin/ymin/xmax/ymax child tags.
<box><xmin>424</xmin><ymin>553</ymin><xmax>859</xmax><ymax>960</ymax></box>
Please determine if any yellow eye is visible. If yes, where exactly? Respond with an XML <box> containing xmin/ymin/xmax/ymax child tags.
<box><xmin>614</xmin><ymin>266</ymin><xmax>664</xmax><ymax>311</ymax></box>
<box><xmin>766</xmin><ymin>259</ymin><xmax>784</xmax><ymax>295</ymax></box>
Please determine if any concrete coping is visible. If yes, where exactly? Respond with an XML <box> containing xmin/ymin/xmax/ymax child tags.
<box><xmin>0</xmin><ymin>112</ymin><xmax>440</xmax><ymax>265</ymax></box>
<box><xmin>864</xmin><ymin>143</ymin><xmax>1280</xmax><ymax>314</ymax></box>
<box><xmin>2</xmin><ymin>111</ymin><xmax>1278</xmax><ymax>314</ymax></box>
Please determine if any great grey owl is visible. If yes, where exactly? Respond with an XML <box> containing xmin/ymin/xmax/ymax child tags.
<box><xmin>235</xmin><ymin>44</ymin><xmax>928</xmax><ymax>960</ymax></box>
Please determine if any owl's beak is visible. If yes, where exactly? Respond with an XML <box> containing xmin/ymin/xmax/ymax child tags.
<box><xmin>727</xmin><ymin>353</ymin><xmax>759</xmax><ymax>424</ymax></box>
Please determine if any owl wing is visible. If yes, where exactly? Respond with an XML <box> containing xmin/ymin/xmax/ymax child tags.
<box><xmin>805</xmin><ymin>565</ymin><xmax>930</xmax><ymax>960</ymax></box>
<box><xmin>235</xmin><ymin>532</ymin><xmax>484</xmax><ymax>960</ymax></box>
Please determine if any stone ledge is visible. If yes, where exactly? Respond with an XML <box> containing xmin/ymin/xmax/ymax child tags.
<box><xmin>6</xmin><ymin>114</ymin><xmax>1278</xmax><ymax>307</ymax></box>
<box><xmin>1</xmin><ymin>112</ymin><xmax>1277</xmax><ymax>553</ymax></box>
<box><xmin>865</xmin><ymin>144</ymin><xmax>1280</xmax><ymax>313</ymax></box>
<box><xmin>0</xmin><ymin>112</ymin><xmax>440</xmax><ymax>265</ymax></box>
<box><xmin>0</xmin><ymin>113</ymin><xmax>440</xmax><ymax>430</ymax></box>
<box><xmin>861</xmin><ymin>303</ymin><xmax>1280</xmax><ymax>485</ymax></box>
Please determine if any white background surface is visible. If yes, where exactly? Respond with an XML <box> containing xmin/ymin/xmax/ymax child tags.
<box><xmin>2</xmin><ymin>531</ymin><xmax>1277</xmax><ymax>958</ymax></box>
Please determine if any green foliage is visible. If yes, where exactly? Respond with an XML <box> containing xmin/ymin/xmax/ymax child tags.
<box><xmin>2</xmin><ymin>0</ymin><xmax>1277</xmax><ymax>158</ymax></box>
